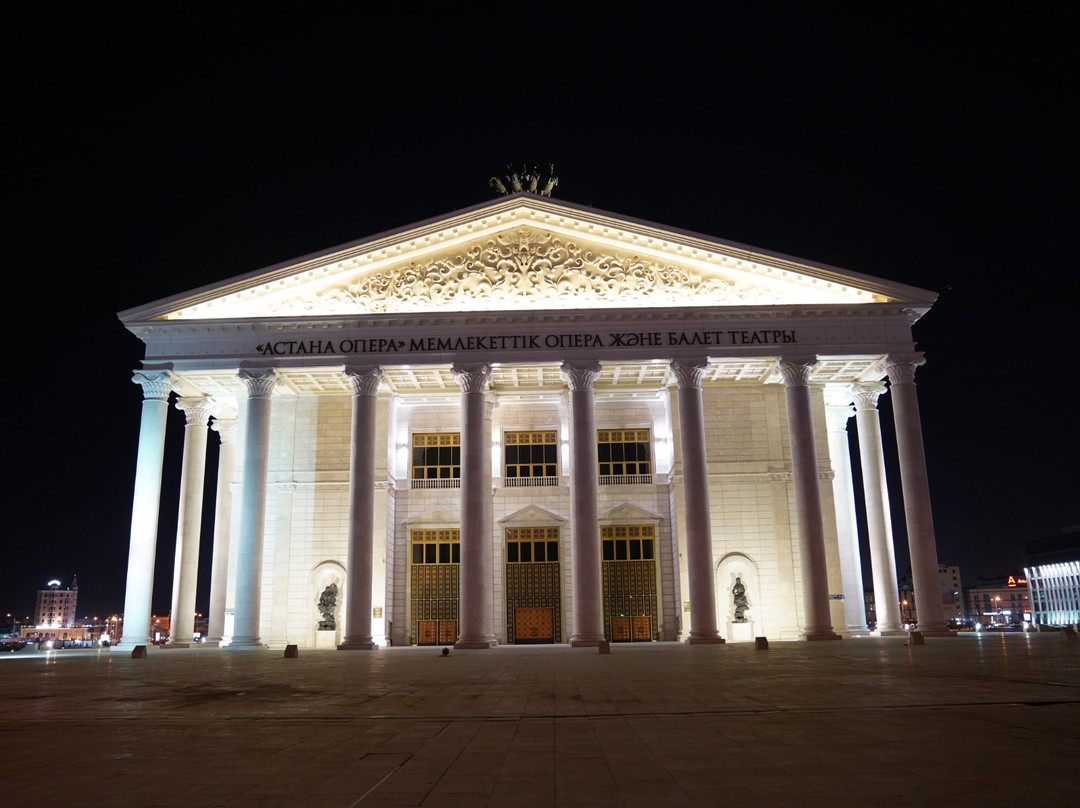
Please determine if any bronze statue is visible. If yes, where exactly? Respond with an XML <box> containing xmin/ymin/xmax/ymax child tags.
<box><xmin>733</xmin><ymin>577</ymin><xmax>749</xmax><ymax>623</ymax></box>
<box><xmin>317</xmin><ymin>583</ymin><xmax>339</xmax><ymax>630</ymax></box>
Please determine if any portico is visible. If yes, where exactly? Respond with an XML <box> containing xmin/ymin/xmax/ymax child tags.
<box><xmin>117</xmin><ymin>193</ymin><xmax>950</xmax><ymax>648</ymax></box>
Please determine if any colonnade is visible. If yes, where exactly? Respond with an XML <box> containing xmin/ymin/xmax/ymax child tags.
<box><xmin>118</xmin><ymin>352</ymin><xmax>949</xmax><ymax>650</ymax></box>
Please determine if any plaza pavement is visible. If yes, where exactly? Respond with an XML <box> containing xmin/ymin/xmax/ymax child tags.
<box><xmin>1</xmin><ymin>632</ymin><xmax>1078</xmax><ymax>807</ymax></box>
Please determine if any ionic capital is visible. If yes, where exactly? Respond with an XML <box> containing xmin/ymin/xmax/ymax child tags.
<box><xmin>175</xmin><ymin>396</ymin><xmax>214</xmax><ymax>427</ymax></box>
<box><xmin>344</xmin><ymin>365</ymin><xmax>383</xmax><ymax>397</ymax></box>
<box><xmin>451</xmin><ymin>363</ymin><xmax>491</xmax><ymax>394</ymax></box>
<box><xmin>132</xmin><ymin>369</ymin><xmax>176</xmax><ymax>401</ymax></box>
<box><xmin>670</xmin><ymin>359</ymin><xmax>708</xmax><ymax>390</ymax></box>
<box><xmin>211</xmin><ymin>419</ymin><xmax>239</xmax><ymax>445</ymax></box>
<box><xmin>852</xmin><ymin>381</ymin><xmax>887</xmax><ymax>412</ymax></box>
<box><xmin>884</xmin><ymin>352</ymin><xmax>925</xmax><ymax>386</ymax></box>
<box><xmin>238</xmin><ymin>367</ymin><xmax>278</xmax><ymax>399</ymax></box>
<box><xmin>560</xmin><ymin>360</ymin><xmax>602</xmax><ymax>391</ymax></box>
<box><xmin>777</xmin><ymin>356</ymin><xmax>819</xmax><ymax>388</ymax></box>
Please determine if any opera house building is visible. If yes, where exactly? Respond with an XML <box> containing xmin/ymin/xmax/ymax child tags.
<box><xmin>117</xmin><ymin>191</ymin><xmax>950</xmax><ymax>651</ymax></box>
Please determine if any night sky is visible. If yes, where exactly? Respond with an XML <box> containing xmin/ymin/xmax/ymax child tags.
<box><xmin>8</xmin><ymin>8</ymin><xmax>1077</xmax><ymax>622</ymax></box>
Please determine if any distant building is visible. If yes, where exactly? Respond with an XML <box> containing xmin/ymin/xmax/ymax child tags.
<box><xmin>34</xmin><ymin>577</ymin><xmax>78</xmax><ymax>629</ymax></box>
<box><xmin>898</xmin><ymin>565</ymin><xmax>964</xmax><ymax>627</ymax></box>
<box><xmin>1025</xmin><ymin>527</ymin><xmax>1080</xmax><ymax>628</ymax></box>
<box><xmin>964</xmin><ymin>574</ymin><xmax>1031</xmax><ymax>628</ymax></box>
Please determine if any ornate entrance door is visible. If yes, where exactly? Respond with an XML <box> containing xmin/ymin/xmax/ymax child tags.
<box><xmin>601</xmin><ymin>525</ymin><xmax>658</xmax><ymax>642</ymax></box>
<box><xmin>410</xmin><ymin>529</ymin><xmax>459</xmax><ymax>645</ymax></box>
<box><xmin>506</xmin><ymin>527</ymin><xmax>561</xmax><ymax>643</ymax></box>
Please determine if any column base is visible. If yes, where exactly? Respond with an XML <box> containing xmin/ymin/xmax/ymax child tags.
<box><xmin>845</xmin><ymin>626</ymin><xmax>872</xmax><ymax>637</ymax></box>
<box><xmin>569</xmin><ymin>632</ymin><xmax>606</xmax><ymax>647</ymax></box>
<box><xmin>687</xmin><ymin>635</ymin><xmax>726</xmax><ymax>644</ymax></box>
<box><xmin>803</xmin><ymin>630</ymin><xmax>842</xmax><ymax>641</ymax></box>
<box><xmin>337</xmin><ymin>639</ymin><xmax>377</xmax><ymax>650</ymax></box>
<box><xmin>224</xmin><ymin>640</ymin><xmax>268</xmax><ymax>651</ymax></box>
<box><xmin>454</xmin><ymin>637</ymin><xmax>498</xmax><ymax>649</ymax></box>
<box><xmin>163</xmin><ymin>640</ymin><xmax>201</xmax><ymax>649</ymax></box>
<box><xmin>202</xmin><ymin>639</ymin><xmax>223</xmax><ymax>648</ymax></box>
<box><xmin>874</xmin><ymin>628</ymin><xmax>909</xmax><ymax>637</ymax></box>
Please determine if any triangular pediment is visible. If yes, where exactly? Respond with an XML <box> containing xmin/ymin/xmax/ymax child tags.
<box><xmin>498</xmin><ymin>505</ymin><xmax>567</xmax><ymax>527</ymax></box>
<box><xmin>405</xmin><ymin>508</ymin><xmax>459</xmax><ymax>528</ymax></box>
<box><xmin>119</xmin><ymin>195</ymin><xmax>937</xmax><ymax>324</ymax></box>
<box><xmin>602</xmin><ymin>503</ymin><xmax>662</xmax><ymax>523</ymax></box>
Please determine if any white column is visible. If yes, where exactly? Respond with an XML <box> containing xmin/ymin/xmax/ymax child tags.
<box><xmin>226</xmin><ymin>367</ymin><xmax>277</xmax><ymax>651</ymax></box>
<box><xmin>778</xmin><ymin>357</ymin><xmax>840</xmax><ymax>641</ymax></box>
<box><xmin>204</xmin><ymin>407</ymin><xmax>238</xmax><ymax>647</ymax></box>
<box><xmin>453</xmin><ymin>363</ymin><xmax>497</xmax><ymax>648</ymax></box>
<box><xmin>166</xmin><ymin>396</ymin><xmax>214</xmax><ymax>647</ymax></box>
<box><xmin>824</xmin><ymin>386</ymin><xmax>869</xmax><ymax>636</ymax></box>
<box><xmin>339</xmin><ymin>365</ymin><xmax>382</xmax><ymax>650</ymax></box>
<box><xmin>885</xmin><ymin>353</ymin><xmax>951</xmax><ymax>636</ymax></box>
<box><xmin>852</xmin><ymin>382</ymin><xmax>905</xmax><ymax>634</ymax></box>
<box><xmin>119</xmin><ymin>368</ymin><xmax>175</xmax><ymax>648</ymax></box>
<box><xmin>670</xmin><ymin>360</ymin><xmax>723</xmax><ymax>644</ymax></box>
<box><xmin>561</xmin><ymin>361</ymin><xmax>605</xmax><ymax>647</ymax></box>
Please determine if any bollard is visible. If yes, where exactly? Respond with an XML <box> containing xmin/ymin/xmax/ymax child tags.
<box><xmin>441</xmin><ymin>647</ymin><xmax>450</xmax><ymax>656</ymax></box>
<box><xmin>907</xmin><ymin>631</ymin><xmax>925</xmax><ymax>646</ymax></box>
<box><xmin>1063</xmin><ymin>627</ymin><xmax>1077</xmax><ymax>642</ymax></box>
<box><xmin>130</xmin><ymin>645</ymin><xmax>147</xmax><ymax>658</ymax></box>
<box><xmin>284</xmin><ymin>644</ymin><xmax>299</xmax><ymax>658</ymax></box>
<box><xmin>598</xmin><ymin>640</ymin><xmax>610</xmax><ymax>655</ymax></box>
<box><xmin>755</xmin><ymin>636</ymin><xmax>769</xmax><ymax>651</ymax></box>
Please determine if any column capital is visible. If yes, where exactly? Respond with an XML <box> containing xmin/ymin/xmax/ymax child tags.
<box><xmin>884</xmin><ymin>352</ymin><xmax>926</xmax><ymax>386</ymax></box>
<box><xmin>670</xmin><ymin>359</ymin><xmax>708</xmax><ymax>390</ymax></box>
<box><xmin>824</xmin><ymin>402</ymin><xmax>855</xmax><ymax>433</ymax></box>
<box><xmin>777</xmin><ymin>356</ymin><xmax>819</xmax><ymax>388</ymax></box>
<box><xmin>175</xmin><ymin>395</ymin><xmax>214</xmax><ymax>427</ymax></box>
<box><xmin>211</xmin><ymin>418</ymin><xmax>239</xmax><ymax>445</ymax></box>
<box><xmin>451</xmin><ymin>363</ymin><xmax>491</xmax><ymax>393</ymax></box>
<box><xmin>560</xmin><ymin>360</ymin><xmax>601</xmax><ymax>391</ymax></box>
<box><xmin>344</xmin><ymin>365</ymin><xmax>383</xmax><ymax>397</ymax></box>
<box><xmin>852</xmin><ymin>381</ymin><xmax>887</xmax><ymax>412</ymax></box>
<box><xmin>238</xmin><ymin>367</ymin><xmax>278</xmax><ymax>398</ymax></box>
<box><xmin>132</xmin><ymin>369</ymin><xmax>176</xmax><ymax>401</ymax></box>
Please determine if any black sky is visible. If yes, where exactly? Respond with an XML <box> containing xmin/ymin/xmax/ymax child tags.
<box><xmin>7</xmin><ymin>8</ymin><xmax>1077</xmax><ymax>621</ymax></box>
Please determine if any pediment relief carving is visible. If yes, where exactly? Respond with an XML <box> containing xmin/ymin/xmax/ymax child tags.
<box><xmin>268</xmin><ymin>226</ymin><xmax>783</xmax><ymax>316</ymax></box>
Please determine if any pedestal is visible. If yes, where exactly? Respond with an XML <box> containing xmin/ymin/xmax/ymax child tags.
<box><xmin>728</xmin><ymin>622</ymin><xmax>755</xmax><ymax>643</ymax></box>
<box><xmin>315</xmin><ymin>630</ymin><xmax>338</xmax><ymax>649</ymax></box>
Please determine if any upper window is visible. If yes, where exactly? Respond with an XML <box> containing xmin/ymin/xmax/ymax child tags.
<box><xmin>597</xmin><ymin>429</ymin><xmax>652</xmax><ymax>483</ymax></box>
<box><xmin>602</xmin><ymin>524</ymin><xmax>656</xmax><ymax>561</ymax></box>
<box><xmin>506</xmin><ymin>526</ymin><xmax>560</xmax><ymax>563</ymax></box>
<box><xmin>411</xmin><ymin>433</ymin><xmax>460</xmax><ymax>488</ymax></box>
<box><xmin>504</xmin><ymin>430</ymin><xmax>558</xmax><ymax>486</ymax></box>
<box><xmin>411</xmin><ymin>528</ymin><xmax>460</xmax><ymax>565</ymax></box>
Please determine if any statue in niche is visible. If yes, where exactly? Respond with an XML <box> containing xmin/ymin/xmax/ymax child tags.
<box><xmin>317</xmin><ymin>583</ymin><xmax>339</xmax><ymax>631</ymax></box>
<box><xmin>732</xmin><ymin>577</ymin><xmax>749</xmax><ymax>623</ymax></box>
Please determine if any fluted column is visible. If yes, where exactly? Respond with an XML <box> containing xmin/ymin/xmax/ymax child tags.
<box><xmin>452</xmin><ymin>363</ymin><xmax>497</xmax><ymax>648</ymax></box>
<box><xmin>779</xmin><ymin>357</ymin><xmax>840</xmax><ymax>640</ymax></box>
<box><xmin>166</xmin><ymin>396</ymin><xmax>214</xmax><ymax>647</ymax></box>
<box><xmin>339</xmin><ymin>366</ymin><xmax>382</xmax><ymax>650</ymax></box>
<box><xmin>119</xmin><ymin>368</ymin><xmax>175</xmax><ymax>648</ymax></box>
<box><xmin>824</xmin><ymin>386</ymin><xmax>869</xmax><ymax>636</ymax></box>
<box><xmin>204</xmin><ymin>408</ymin><xmax>238</xmax><ymax>647</ymax></box>
<box><xmin>852</xmin><ymin>382</ymin><xmax>905</xmax><ymax>635</ymax></box>
<box><xmin>671</xmin><ymin>359</ymin><xmax>723</xmax><ymax>644</ymax></box>
<box><xmin>226</xmin><ymin>368</ymin><xmax>277</xmax><ymax>650</ymax></box>
<box><xmin>561</xmin><ymin>361</ymin><xmax>606</xmax><ymax>647</ymax></box>
<box><xmin>886</xmin><ymin>353</ymin><xmax>951</xmax><ymax>636</ymax></box>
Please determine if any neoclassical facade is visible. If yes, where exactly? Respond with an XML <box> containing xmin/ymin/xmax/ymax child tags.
<box><xmin>118</xmin><ymin>193</ymin><xmax>950</xmax><ymax>650</ymax></box>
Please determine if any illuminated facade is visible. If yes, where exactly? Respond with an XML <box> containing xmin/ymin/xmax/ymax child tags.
<box><xmin>1025</xmin><ymin>528</ymin><xmax>1080</xmax><ymax>628</ymax></box>
<box><xmin>964</xmin><ymin>576</ymin><xmax>1032</xmax><ymax>628</ymax></box>
<box><xmin>34</xmin><ymin>577</ymin><xmax>78</xmax><ymax>629</ymax></box>
<box><xmin>117</xmin><ymin>193</ymin><xmax>950</xmax><ymax>649</ymax></box>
